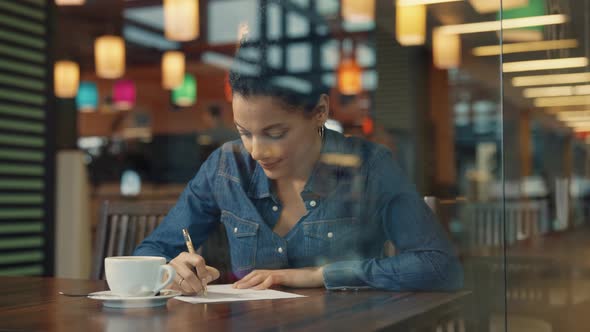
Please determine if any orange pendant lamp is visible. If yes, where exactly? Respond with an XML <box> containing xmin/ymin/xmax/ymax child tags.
<box><xmin>337</xmin><ymin>58</ymin><xmax>362</xmax><ymax>95</ymax></box>
<box><xmin>337</xmin><ymin>40</ymin><xmax>362</xmax><ymax>95</ymax></box>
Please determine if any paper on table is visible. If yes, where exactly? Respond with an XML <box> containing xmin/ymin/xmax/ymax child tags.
<box><xmin>174</xmin><ymin>284</ymin><xmax>306</xmax><ymax>304</ymax></box>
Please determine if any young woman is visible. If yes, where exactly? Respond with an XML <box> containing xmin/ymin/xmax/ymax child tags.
<box><xmin>134</xmin><ymin>50</ymin><xmax>463</xmax><ymax>295</ymax></box>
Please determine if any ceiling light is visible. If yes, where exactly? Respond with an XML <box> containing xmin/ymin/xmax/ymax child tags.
<box><xmin>397</xmin><ymin>0</ymin><xmax>461</xmax><ymax>5</ymax></box>
<box><xmin>433</xmin><ymin>28</ymin><xmax>461</xmax><ymax>69</ymax></box>
<box><xmin>524</xmin><ymin>85</ymin><xmax>590</xmax><ymax>98</ymax></box>
<box><xmin>94</xmin><ymin>35</ymin><xmax>125</xmax><ymax>79</ymax></box>
<box><xmin>494</xmin><ymin>0</ymin><xmax>545</xmax><ymax>41</ymax></box>
<box><xmin>76</xmin><ymin>82</ymin><xmax>98</xmax><ymax>112</ymax></box>
<box><xmin>562</xmin><ymin>119</ymin><xmax>590</xmax><ymax>125</ymax></box>
<box><xmin>534</xmin><ymin>95</ymin><xmax>590</xmax><ymax>107</ymax></box>
<box><xmin>575</xmin><ymin>85</ymin><xmax>590</xmax><ymax>95</ymax></box>
<box><xmin>473</xmin><ymin>39</ymin><xmax>578</xmax><ymax>56</ymax></box>
<box><xmin>162</xmin><ymin>51</ymin><xmax>185</xmax><ymax>90</ymax></box>
<box><xmin>557</xmin><ymin>111</ymin><xmax>590</xmax><ymax>122</ymax></box>
<box><xmin>513</xmin><ymin>72</ymin><xmax>590</xmax><ymax>86</ymax></box>
<box><xmin>342</xmin><ymin>0</ymin><xmax>375</xmax><ymax>24</ymax></box>
<box><xmin>55</xmin><ymin>0</ymin><xmax>85</xmax><ymax>5</ymax></box>
<box><xmin>164</xmin><ymin>0</ymin><xmax>200</xmax><ymax>41</ymax></box>
<box><xmin>395</xmin><ymin>4</ymin><xmax>426</xmax><ymax>46</ymax></box>
<box><xmin>437</xmin><ymin>14</ymin><xmax>567</xmax><ymax>35</ymax></box>
<box><xmin>566</xmin><ymin>121</ymin><xmax>590</xmax><ymax>128</ymax></box>
<box><xmin>54</xmin><ymin>61</ymin><xmax>79</xmax><ymax>98</ymax></box>
<box><xmin>113</xmin><ymin>80</ymin><xmax>136</xmax><ymax>111</ymax></box>
<box><xmin>503</xmin><ymin>57</ymin><xmax>587</xmax><ymax>73</ymax></box>
<box><xmin>172</xmin><ymin>74</ymin><xmax>197</xmax><ymax>107</ymax></box>
<box><xmin>556</xmin><ymin>110</ymin><xmax>590</xmax><ymax>118</ymax></box>
<box><xmin>337</xmin><ymin>58</ymin><xmax>363</xmax><ymax>95</ymax></box>
<box><xmin>523</xmin><ymin>86</ymin><xmax>573</xmax><ymax>98</ymax></box>
<box><xmin>468</xmin><ymin>0</ymin><xmax>528</xmax><ymax>14</ymax></box>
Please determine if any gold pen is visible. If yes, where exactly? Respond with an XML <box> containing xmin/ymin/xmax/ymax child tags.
<box><xmin>182</xmin><ymin>228</ymin><xmax>207</xmax><ymax>296</ymax></box>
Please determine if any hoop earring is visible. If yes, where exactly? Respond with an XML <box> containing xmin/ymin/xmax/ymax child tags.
<box><xmin>318</xmin><ymin>126</ymin><xmax>325</xmax><ymax>138</ymax></box>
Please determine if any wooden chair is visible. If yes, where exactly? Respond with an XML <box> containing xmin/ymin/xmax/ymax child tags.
<box><xmin>91</xmin><ymin>200</ymin><xmax>232</xmax><ymax>282</ymax></box>
<box><xmin>91</xmin><ymin>200</ymin><xmax>175</xmax><ymax>280</ymax></box>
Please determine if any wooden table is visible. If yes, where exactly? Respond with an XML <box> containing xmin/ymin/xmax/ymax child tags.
<box><xmin>0</xmin><ymin>277</ymin><xmax>469</xmax><ymax>332</ymax></box>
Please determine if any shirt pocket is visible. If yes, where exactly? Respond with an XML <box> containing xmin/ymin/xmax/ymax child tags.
<box><xmin>220</xmin><ymin>211</ymin><xmax>259</xmax><ymax>272</ymax></box>
<box><xmin>302</xmin><ymin>218</ymin><xmax>360</xmax><ymax>259</ymax></box>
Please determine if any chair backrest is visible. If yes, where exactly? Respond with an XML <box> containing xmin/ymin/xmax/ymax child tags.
<box><xmin>92</xmin><ymin>200</ymin><xmax>233</xmax><ymax>282</ymax></box>
<box><xmin>463</xmin><ymin>199</ymin><xmax>549</xmax><ymax>251</ymax></box>
<box><xmin>91</xmin><ymin>200</ymin><xmax>175</xmax><ymax>280</ymax></box>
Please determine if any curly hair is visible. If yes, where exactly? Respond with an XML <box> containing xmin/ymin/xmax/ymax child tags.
<box><xmin>228</xmin><ymin>40</ymin><xmax>326</xmax><ymax>114</ymax></box>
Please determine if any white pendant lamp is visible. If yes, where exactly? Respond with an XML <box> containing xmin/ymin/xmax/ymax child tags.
<box><xmin>162</xmin><ymin>51</ymin><xmax>185</xmax><ymax>90</ymax></box>
<box><xmin>54</xmin><ymin>61</ymin><xmax>79</xmax><ymax>98</ymax></box>
<box><xmin>164</xmin><ymin>0</ymin><xmax>200</xmax><ymax>41</ymax></box>
<box><xmin>395</xmin><ymin>3</ymin><xmax>426</xmax><ymax>46</ymax></box>
<box><xmin>94</xmin><ymin>35</ymin><xmax>125</xmax><ymax>79</ymax></box>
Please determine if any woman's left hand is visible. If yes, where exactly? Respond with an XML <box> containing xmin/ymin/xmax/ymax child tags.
<box><xmin>233</xmin><ymin>267</ymin><xmax>324</xmax><ymax>290</ymax></box>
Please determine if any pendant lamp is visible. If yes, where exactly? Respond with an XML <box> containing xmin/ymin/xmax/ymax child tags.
<box><xmin>76</xmin><ymin>81</ymin><xmax>98</xmax><ymax>111</ymax></box>
<box><xmin>164</xmin><ymin>0</ymin><xmax>200</xmax><ymax>41</ymax></box>
<box><xmin>337</xmin><ymin>58</ymin><xmax>362</xmax><ymax>95</ymax></box>
<box><xmin>497</xmin><ymin>0</ymin><xmax>545</xmax><ymax>42</ymax></box>
<box><xmin>113</xmin><ymin>80</ymin><xmax>136</xmax><ymax>110</ymax></box>
<box><xmin>433</xmin><ymin>29</ymin><xmax>461</xmax><ymax>69</ymax></box>
<box><xmin>162</xmin><ymin>51</ymin><xmax>185</xmax><ymax>89</ymax></box>
<box><xmin>54</xmin><ymin>61</ymin><xmax>79</xmax><ymax>98</ymax></box>
<box><xmin>172</xmin><ymin>74</ymin><xmax>197</xmax><ymax>106</ymax></box>
<box><xmin>55</xmin><ymin>0</ymin><xmax>85</xmax><ymax>5</ymax></box>
<box><xmin>341</xmin><ymin>0</ymin><xmax>375</xmax><ymax>24</ymax></box>
<box><xmin>395</xmin><ymin>3</ymin><xmax>426</xmax><ymax>46</ymax></box>
<box><xmin>469</xmin><ymin>0</ymin><xmax>528</xmax><ymax>14</ymax></box>
<box><xmin>95</xmin><ymin>35</ymin><xmax>125</xmax><ymax>79</ymax></box>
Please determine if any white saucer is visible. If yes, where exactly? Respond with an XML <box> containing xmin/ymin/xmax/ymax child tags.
<box><xmin>88</xmin><ymin>289</ymin><xmax>181</xmax><ymax>308</ymax></box>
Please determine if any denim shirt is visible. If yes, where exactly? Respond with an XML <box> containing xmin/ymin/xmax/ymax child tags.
<box><xmin>134</xmin><ymin>129</ymin><xmax>463</xmax><ymax>291</ymax></box>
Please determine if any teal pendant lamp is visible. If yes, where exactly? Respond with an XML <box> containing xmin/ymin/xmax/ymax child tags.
<box><xmin>76</xmin><ymin>81</ymin><xmax>98</xmax><ymax>112</ymax></box>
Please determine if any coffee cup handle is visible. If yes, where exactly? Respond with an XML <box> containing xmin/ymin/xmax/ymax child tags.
<box><xmin>154</xmin><ymin>265</ymin><xmax>176</xmax><ymax>294</ymax></box>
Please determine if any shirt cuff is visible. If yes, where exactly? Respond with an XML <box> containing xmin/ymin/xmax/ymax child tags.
<box><xmin>322</xmin><ymin>260</ymin><xmax>370</xmax><ymax>290</ymax></box>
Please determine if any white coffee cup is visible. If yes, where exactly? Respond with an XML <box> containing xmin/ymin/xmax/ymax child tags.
<box><xmin>105</xmin><ymin>256</ymin><xmax>175</xmax><ymax>297</ymax></box>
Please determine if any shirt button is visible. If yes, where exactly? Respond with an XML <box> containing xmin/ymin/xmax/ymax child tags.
<box><xmin>327</xmin><ymin>232</ymin><xmax>333</xmax><ymax>238</ymax></box>
<box><xmin>309</xmin><ymin>200</ymin><xmax>317</xmax><ymax>207</ymax></box>
<box><xmin>272</xmin><ymin>205</ymin><xmax>279</xmax><ymax>212</ymax></box>
<box><xmin>233</xmin><ymin>227</ymin><xmax>238</xmax><ymax>233</ymax></box>
<box><xmin>278</xmin><ymin>247</ymin><xmax>283</xmax><ymax>253</ymax></box>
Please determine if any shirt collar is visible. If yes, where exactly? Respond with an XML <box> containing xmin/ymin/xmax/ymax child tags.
<box><xmin>247</xmin><ymin>129</ymin><xmax>343</xmax><ymax>199</ymax></box>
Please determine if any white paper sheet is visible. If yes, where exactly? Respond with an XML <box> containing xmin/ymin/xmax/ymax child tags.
<box><xmin>174</xmin><ymin>284</ymin><xmax>306</xmax><ymax>304</ymax></box>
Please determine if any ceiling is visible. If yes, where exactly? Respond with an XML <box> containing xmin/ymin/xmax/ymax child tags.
<box><xmin>55</xmin><ymin>0</ymin><xmax>590</xmax><ymax>114</ymax></box>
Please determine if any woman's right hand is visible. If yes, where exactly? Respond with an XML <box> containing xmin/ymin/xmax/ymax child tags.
<box><xmin>167</xmin><ymin>252</ymin><xmax>220</xmax><ymax>295</ymax></box>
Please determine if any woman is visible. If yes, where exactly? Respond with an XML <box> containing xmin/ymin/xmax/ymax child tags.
<box><xmin>134</xmin><ymin>48</ymin><xmax>463</xmax><ymax>295</ymax></box>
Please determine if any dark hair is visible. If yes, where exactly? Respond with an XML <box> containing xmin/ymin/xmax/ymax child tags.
<box><xmin>228</xmin><ymin>42</ymin><xmax>326</xmax><ymax>114</ymax></box>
